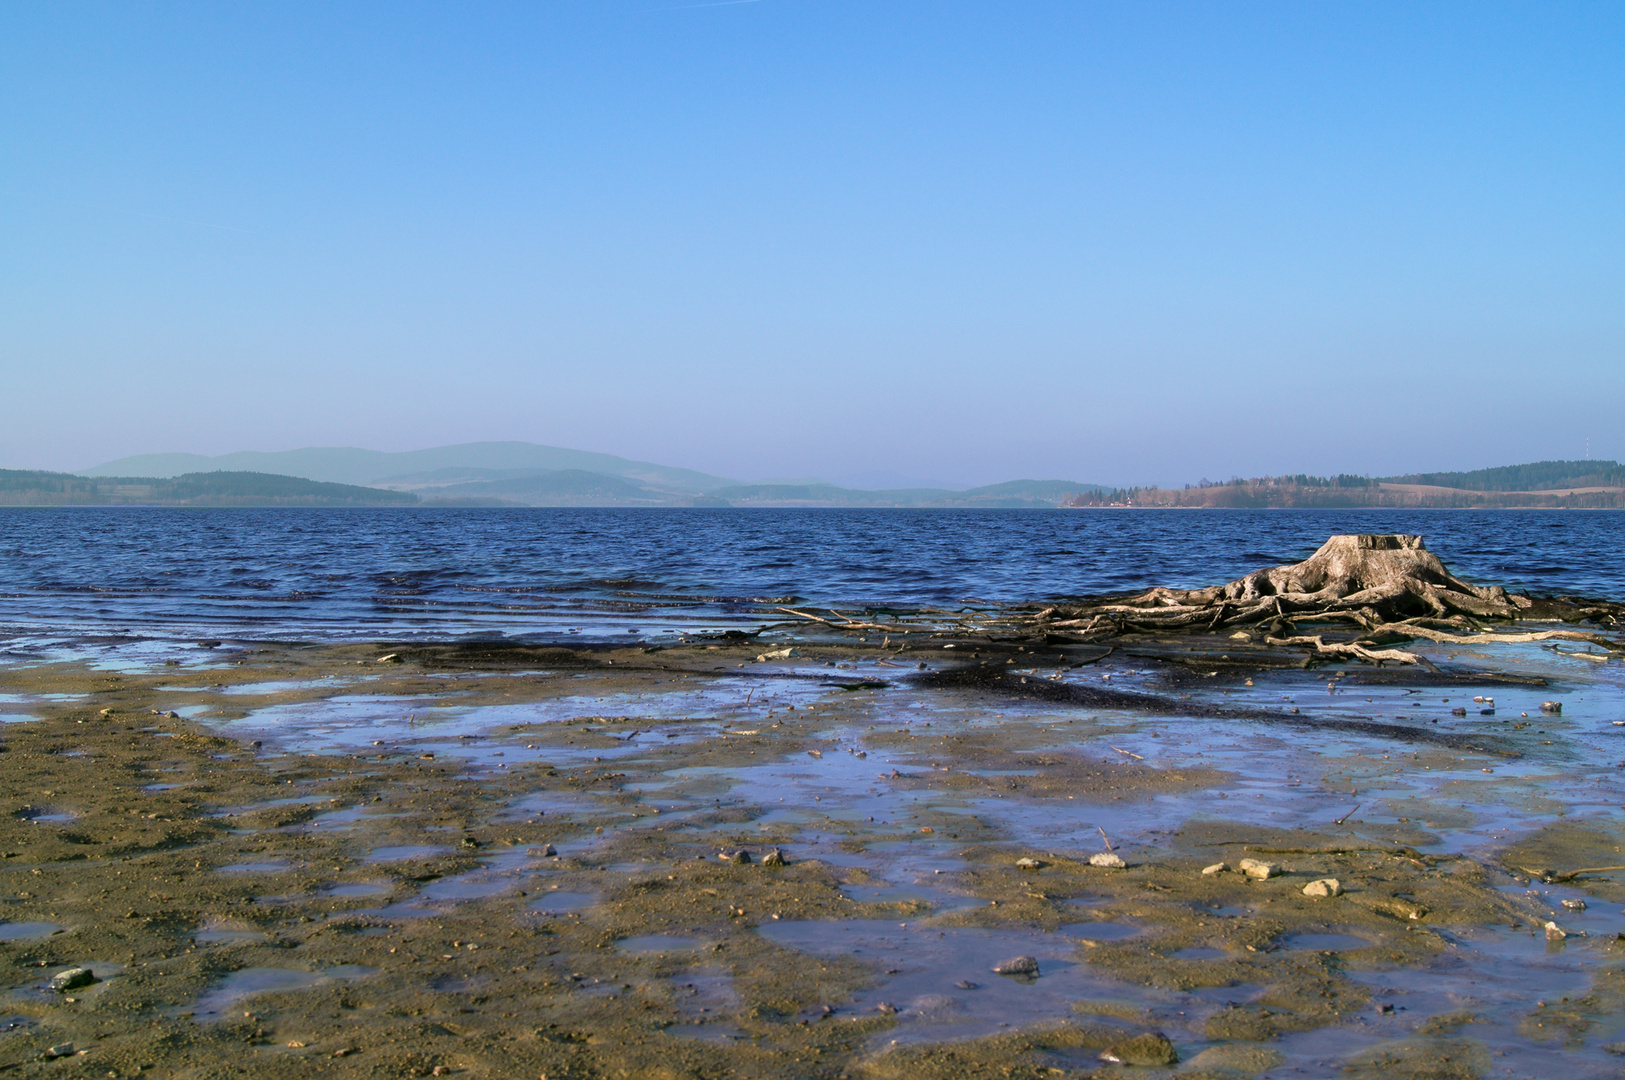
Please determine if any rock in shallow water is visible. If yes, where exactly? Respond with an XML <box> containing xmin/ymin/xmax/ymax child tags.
<box><xmin>1099</xmin><ymin>1032</ymin><xmax>1178</xmax><ymax>1066</ymax></box>
<box><xmin>992</xmin><ymin>955</ymin><xmax>1039</xmax><ymax>976</ymax></box>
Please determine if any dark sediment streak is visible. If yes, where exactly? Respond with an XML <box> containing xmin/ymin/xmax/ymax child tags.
<box><xmin>914</xmin><ymin>665</ymin><xmax>1516</xmax><ymax>754</ymax></box>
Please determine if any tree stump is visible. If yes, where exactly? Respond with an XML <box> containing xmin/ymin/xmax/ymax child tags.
<box><xmin>1173</xmin><ymin>534</ymin><xmax>1519</xmax><ymax>621</ymax></box>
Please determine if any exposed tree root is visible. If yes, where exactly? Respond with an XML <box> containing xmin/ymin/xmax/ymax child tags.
<box><xmin>766</xmin><ymin>534</ymin><xmax>1625</xmax><ymax>669</ymax></box>
<box><xmin>1262</xmin><ymin>633</ymin><xmax>1432</xmax><ymax>668</ymax></box>
<box><xmin>1020</xmin><ymin>535</ymin><xmax>1625</xmax><ymax>667</ymax></box>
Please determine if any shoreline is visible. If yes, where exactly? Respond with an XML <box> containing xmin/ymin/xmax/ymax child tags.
<box><xmin>1</xmin><ymin>631</ymin><xmax>1622</xmax><ymax>1076</ymax></box>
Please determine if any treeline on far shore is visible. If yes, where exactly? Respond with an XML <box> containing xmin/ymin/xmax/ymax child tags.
<box><xmin>1065</xmin><ymin>485</ymin><xmax>1625</xmax><ymax>509</ymax></box>
<box><xmin>1066</xmin><ymin>461</ymin><xmax>1625</xmax><ymax>509</ymax></box>
<box><xmin>0</xmin><ymin>469</ymin><xmax>418</xmax><ymax>507</ymax></box>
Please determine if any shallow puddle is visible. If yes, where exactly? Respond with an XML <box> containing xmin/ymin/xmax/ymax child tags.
<box><xmin>217</xmin><ymin>861</ymin><xmax>293</xmax><ymax>875</ymax></box>
<box><xmin>1280</xmin><ymin>932</ymin><xmax>1373</xmax><ymax>952</ymax></box>
<box><xmin>665</xmin><ymin>966</ymin><xmax>747</xmax><ymax>1041</ymax></box>
<box><xmin>619</xmin><ymin>934</ymin><xmax>710</xmax><ymax>953</ymax></box>
<box><xmin>0</xmin><ymin>922</ymin><xmax>62</xmax><ymax>941</ymax></box>
<box><xmin>1062</xmin><ymin>921</ymin><xmax>1141</xmax><ymax>942</ymax></box>
<box><xmin>194</xmin><ymin>925</ymin><xmax>268</xmax><ymax>945</ymax></box>
<box><xmin>758</xmin><ymin>919</ymin><xmax>1179</xmax><ymax>1046</ymax></box>
<box><xmin>528</xmin><ymin>891</ymin><xmax>597</xmax><ymax>914</ymax></box>
<box><xmin>191</xmin><ymin>965</ymin><xmax>377</xmax><ymax>1018</ymax></box>
<box><xmin>319</xmin><ymin>883</ymin><xmax>392</xmax><ymax>899</ymax></box>
<box><xmin>364</xmin><ymin>845</ymin><xmax>449</xmax><ymax>862</ymax></box>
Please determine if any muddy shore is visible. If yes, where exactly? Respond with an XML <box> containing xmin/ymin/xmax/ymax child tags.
<box><xmin>2</xmin><ymin>629</ymin><xmax>1623</xmax><ymax>1078</ymax></box>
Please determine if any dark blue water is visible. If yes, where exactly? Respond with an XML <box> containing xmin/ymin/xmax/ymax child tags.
<box><xmin>0</xmin><ymin>508</ymin><xmax>1619</xmax><ymax>645</ymax></box>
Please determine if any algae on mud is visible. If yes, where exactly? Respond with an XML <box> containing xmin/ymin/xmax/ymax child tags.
<box><xmin>0</xmin><ymin>626</ymin><xmax>1623</xmax><ymax>1079</ymax></box>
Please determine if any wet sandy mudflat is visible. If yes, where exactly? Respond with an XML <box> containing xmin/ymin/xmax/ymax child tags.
<box><xmin>0</xmin><ymin>628</ymin><xmax>1623</xmax><ymax>1079</ymax></box>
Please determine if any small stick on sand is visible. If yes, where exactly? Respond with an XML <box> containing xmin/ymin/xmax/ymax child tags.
<box><xmin>1110</xmin><ymin>746</ymin><xmax>1144</xmax><ymax>760</ymax></box>
<box><xmin>1333</xmin><ymin>804</ymin><xmax>1360</xmax><ymax>826</ymax></box>
<box><xmin>1098</xmin><ymin>827</ymin><xmax>1113</xmax><ymax>852</ymax></box>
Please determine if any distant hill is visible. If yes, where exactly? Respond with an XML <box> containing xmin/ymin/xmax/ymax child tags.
<box><xmin>84</xmin><ymin>442</ymin><xmax>735</xmax><ymax>494</ymax></box>
<box><xmin>707</xmin><ymin>479</ymin><xmax>1105</xmax><ymax>508</ymax></box>
<box><xmin>420</xmin><ymin>469</ymin><xmax>674</xmax><ymax>506</ymax></box>
<box><xmin>0</xmin><ymin>470</ymin><xmax>418</xmax><ymax>507</ymax></box>
<box><xmin>1383</xmin><ymin>460</ymin><xmax>1625</xmax><ymax>492</ymax></box>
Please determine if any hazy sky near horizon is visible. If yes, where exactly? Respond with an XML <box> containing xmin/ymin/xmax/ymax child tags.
<box><xmin>3</xmin><ymin>2</ymin><xmax>1622</xmax><ymax>488</ymax></box>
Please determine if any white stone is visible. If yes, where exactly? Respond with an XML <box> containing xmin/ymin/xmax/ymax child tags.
<box><xmin>1238</xmin><ymin>858</ymin><xmax>1280</xmax><ymax>880</ymax></box>
<box><xmin>1089</xmin><ymin>852</ymin><xmax>1126</xmax><ymax>869</ymax></box>
<box><xmin>1302</xmin><ymin>878</ymin><xmax>1343</xmax><ymax>898</ymax></box>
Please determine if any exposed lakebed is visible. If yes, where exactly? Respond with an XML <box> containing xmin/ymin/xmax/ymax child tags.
<box><xmin>0</xmin><ymin>628</ymin><xmax>1622</xmax><ymax>1078</ymax></box>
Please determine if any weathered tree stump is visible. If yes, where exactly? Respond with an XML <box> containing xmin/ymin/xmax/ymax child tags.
<box><xmin>1136</xmin><ymin>534</ymin><xmax>1517</xmax><ymax>622</ymax></box>
<box><xmin>771</xmin><ymin>533</ymin><xmax>1624</xmax><ymax>668</ymax></box>
<box><xmin>1032</xmin><ymin>534</ymin><xmax>1624</xmax><ymax>665</ymax></box>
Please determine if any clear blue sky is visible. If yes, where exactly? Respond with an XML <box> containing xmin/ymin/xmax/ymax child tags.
<box><xmin>3</xmin><ymin>1</ymin><xmax>1621</xmax><ymax>487</ymax></box>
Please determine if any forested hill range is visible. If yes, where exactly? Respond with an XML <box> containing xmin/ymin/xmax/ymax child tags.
<box><xmin>0</xmin><ymin>470</ymin><xmax>418</xmax><ymax>507</ymax></box>
<box><xmin>1065</xmin><ymin>460</ymin><xmax>1625</xmax><ymax>509</ymax></box>
<box><xmin>5</xmin><ymin>454</ymin><xmax>1619</xmax><ymax>508</ymax></box>
<box><xmin>0</xmin><ymin>467</ymin><xmax>1100</xmax><ymax>508</ymax></box>
<box><xmin>79</xmin><ymin>442</ymin><xmax>1101</xmax><ymax>507</ymax></box>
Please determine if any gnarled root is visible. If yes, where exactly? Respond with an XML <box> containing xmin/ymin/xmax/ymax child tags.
<box><xmin>1026</xmin><ymin>534</ymin><xmax>1624</xmax><ymax>667</ymax></box>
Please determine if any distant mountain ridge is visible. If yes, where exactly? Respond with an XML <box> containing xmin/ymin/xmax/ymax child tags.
<box><xmin>68</xmin><ymin>443</ymin><xmax>1625</xmax><ymax>509</ymax></box>
<box><xmin>84</xmin><ymin>442</ymin><xmax>734</xmax><ymax>494</ymax></box>
<box><xmin>82</xmin><ymin>442</ymin><xmax>1105</xmax><ymax>507</ymax></box>
<box><xmin>708</xmin><ymin>479</ymin><xmax>1099</xmax><ymax>508</ymax></box>
<box><xmin>0</xmin><ymin>469</ymin><xmax>416</xmax><ymax>507</ymax></box>
<box><xmin>407</xmin><ymin>473</ymin><xmax>1102</xmax><ymax>507</ymax></box>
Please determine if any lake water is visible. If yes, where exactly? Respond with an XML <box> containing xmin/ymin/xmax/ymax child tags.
<box><xmin>0</xmin><ymin>507</ymin><xmax>1620</xmax><ymax>647</ymax></box>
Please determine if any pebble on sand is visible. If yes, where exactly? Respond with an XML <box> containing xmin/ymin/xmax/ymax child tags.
<box><xmin>1089</xmin><ymin>852</ymin><xmax>1126</xmax><ymax>869</ymax></box>
<box><xmin>1238</xmin><ymin>858</ymin><xmax>1280</xmax><ymax>880</ymax></box>
<box><xmin>1302</xmin><ymin>878</ymin><xmax>1343</xmax><ymax>898</ymax></box>
<box><xmin>1015</xmin><ymin>857</ymin><xmax>1046</xmax><ymax>870</ymax></box>
<box><xmin>1201</xmin><ymin>862</ymin><xmax>1228</xmax><ymax>876</ymax></box>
